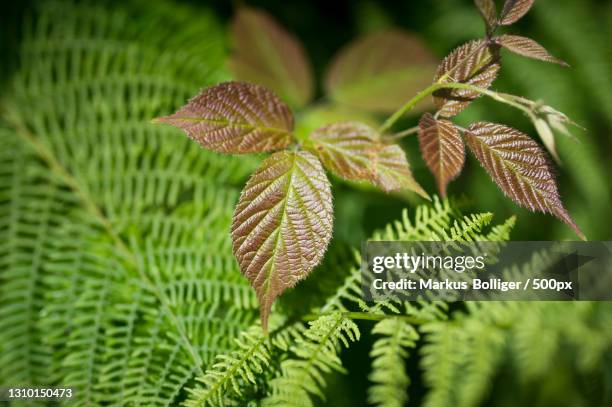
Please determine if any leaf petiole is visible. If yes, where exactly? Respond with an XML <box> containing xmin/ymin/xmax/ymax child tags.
<box><xmin>380</xmin><ymin>81</ymin><xmax>541</xmax><ymax>134</ymax></box>
<box><xmin>383</xmin><ymin>126</ymin><xmax>420</xmax><ymax>141</ymax></box>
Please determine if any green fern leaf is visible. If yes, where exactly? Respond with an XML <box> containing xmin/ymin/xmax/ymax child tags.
<box><xmin>368</xmin><ymin>318</ymin><xmax>419</xmax><ymax>407</ymax></box>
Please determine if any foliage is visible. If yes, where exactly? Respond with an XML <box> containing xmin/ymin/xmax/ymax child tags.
<box><xmin>155</xmin><ymin>0</ymin><xmax>584</xmax><ymax>327</ymax></box>
<box><xmin>1</xmin><ymin>0</ymin><xmax>611</xmax><ymax>406</ymax></box>
<box><xmin>1</xmin><ymin>1</ymin><xmax>258</xmax><ymax>405</ymax></box>
<box><xmin>368</xmin><ymin>318</ymin><xmax>419</xmax><ymax>407</ymax></box>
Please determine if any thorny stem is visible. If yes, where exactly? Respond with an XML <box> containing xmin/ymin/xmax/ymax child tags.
<box><xmin>302</xmin><ymin>311</ymin><xmax>431</xmax><ymax>325</ymax></box>
<box><xmin>379</xmin><ymin>82</ymin><xmax>537</xmax><ymax>134</ymax></box>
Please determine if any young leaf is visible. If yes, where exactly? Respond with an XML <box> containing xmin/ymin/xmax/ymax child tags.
<box><xmin>307</xmin><ymin>122</ymin><xmax>429</xmax><ymax>198</ymax></box>
<box><xmin>307</xmin><ymin>121</ymin><xmax>379</xmax><ymax>181</ymax></box>
<box><xmin>465</xmin><ymin>122</ymin><xmax>584</xmax><ymax>239</ymax></box>
<box><xmin>229</xmin><ymin>6</ymin><xmax>314</xmax><ymax>108</ymax></box>
<box><xmin>499</xmin><ymin>0</ymin><xmax>535</xmax><ymax>25</ymax></box>
<box><xmin>474</xmin><ymin>0</ymin><xmax>498</xmax><ymax>34</ymax></box>
<box><xmin>325</xmin><ymin>29</ymin><xmax>438</xmax><ymax>113</ymax></box>
<box><xmin>231</xmin><ymin>151</ymin><xmax>333</xmax><ymax>331</ymax></box>
<box><xmin>154</xmin><ymin>81</ymin><xmax>294</xmax><ymax>154</ymax></box>
<box><xmin>372</xmin><ymin>143</ymin><xmax>429</xmax><ymax>198</ymax></box>
<box><xmin>533</xmin><ymin>117</ymin><xmax>561</xmax><ymax>164</ymax></box>
<box><xmin>433</xmin><ymin>40</ymin><xmax>501</xmax><ymax>117</ymax></box>
<box><xmin>496</xmin><ymin>35</ymin><xmax>568</xmax><ymax>66</ymax></box>
<box><xmin>418</xmin><ymin>113</ymin><xmax>465</xmax><ymax>198</ymax></box>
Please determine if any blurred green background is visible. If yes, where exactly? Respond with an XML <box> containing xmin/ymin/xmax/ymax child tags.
<box><xmin>1</xmin><ymin>0</ymin><xmax>612</xmax><ymax>406</ymax></box>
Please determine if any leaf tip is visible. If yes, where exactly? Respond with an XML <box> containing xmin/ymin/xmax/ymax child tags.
<box><xmin>572</xmin><ymin>223</ymin><xmax>587</xmax><ymax>241</ymax></box>
<box><xmin>552</xmin><ymin>207</ymin><xmax>586</xmax><ymax>241</ymax></box>
<box><xmin>420</xmin><ymin>190</ymin><xmax>432</xmax><ymax>201</ymax></box>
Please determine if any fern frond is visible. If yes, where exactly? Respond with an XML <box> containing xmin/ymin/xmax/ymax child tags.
<box><xmin>433</xmin><ymin>212</ymin><xmax>493</xmax><ymax>241</ymax></box>
<box><xmin>420</xmin><ymin>247</ymin><xmax>612</xmax><ymax>407</ymax></box>
<box><xmin>420</xmin><ymin>321</ymin><xmax>463</xmax><ymax>407</ymax></box>
<box><xmin>1</xmin><ymin>1</ymin><xmax>258</xmax><ymax>405</ymax></box>
<box><xmin>0</xmin><ymin>128</ymin><xmax>57</xmax><ymax>386</ymax></box>
<box><xmin>373</xmin><ymin>196</ymin><xmax>455</xmax><ymax>241</ymax></box>
<box><xmin>483</xmin><ymin>215</ymin><xmax>516</xmax><ymax>241</ymax></box>
<box><xmin>368</xmin><ymin>318</ymin><xmax>419</xmax><ymax>407</ymax></box>
<box><xmin>264</xmin><ymin>313</ymin><xmax>360</xmax><ymax>407</ymax></box>
<box><xmin>185</xmin><ymin>321</ymin><xmax>278</xmax><ymax>407</ymax></box>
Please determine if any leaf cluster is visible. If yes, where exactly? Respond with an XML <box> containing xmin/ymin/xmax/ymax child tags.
<box><xmin>155</xmin><ymin>0</ymin><xmax>585</xmax><ymax>328</ymax></box>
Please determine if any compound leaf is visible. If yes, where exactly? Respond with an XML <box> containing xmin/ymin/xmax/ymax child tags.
<box><xmin>307</xmin><ymin>122</ymin><xmax>429</xmax><ymax>198</ymax></box>
<box><xmin>325</xmin><ymin>29</ymin><xmax>437</xmax><ymax>113</ymax></box>
<box><xmin>500</xmin><ymin>0</ymin><xmax>535</xmax><ymax>25</ymax></box>
<box><xmin>229</xmin><ymin>6</ymin><xmax>314</xmax><ymax>108</ymax></box>
<box><xmin>465</xmin><ymin>122</ymin><xmax>584</xmax><ymax>239</ymax></box>
<box><xmin>154</xmin><ymin>81</ymin><xmax>294</xmax><ymax>154</ymax></box>
<box><xmin>418</xmin><ymin>113</ymin><xmax>465</xmax><ymax>198</ymax></box>
<box><xmin>496</xmin><ymin>35</ymin><xmax>568</xmax><ymax>66</ymax></box>
<box><xmin>433</xmin><ymin>40</ymin><xmax>501</xmax><ymax>118</ymax></box>
<box><xmin>231</xmin><ymin>151</ymin><xmax>333</xmax><ymax>331</ymax></box>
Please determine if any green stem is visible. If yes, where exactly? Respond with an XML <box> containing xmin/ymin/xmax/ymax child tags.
<box><xmin>302</xmin><ymin>311</ymin><xmax>430</xmax><ymax>325</ymax></box>
<box><xmin>379</xmin><ymin>82</ymin><xmax>535</xmax><ymax>134</ymax></box>
<box><xmin>384</xmin><ymin>125</ymin><xmax>420</xmax><ymax>141</ymax></box>
<box><xmin>379</xmin><ymin>83</ymin><xmax>442</xmax><ymax>134</ymax></box>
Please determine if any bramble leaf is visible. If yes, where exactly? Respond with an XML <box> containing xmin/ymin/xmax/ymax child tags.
<box><xmin>371</xmin><ymin>143</ymin><xmax>429</xmax><ymax>198</ymax></box>
<box><xmin>496</xmin><ymin>35</ymin><xmax>568</xmax><ymax>66</ymax></box>
<box><xmin>433</xmin><ymin>40</ymin><xmax>501</xmax><ymax>117</ymax></box>
<box><xmin>418</xmin><ymin>113</ymin><xmax>465</xmax><ymax>198</ymax></box>
<box><xmin>154</xmin><ymin>81</ymin><xmax>294</xmax><ymax>154</ymax></box>
<box><xmin>231</xmin><ymin>151</ymin><xmax>333</xmax><ymax>331</ymax></box>
<box><xmin>499</xmin><ymin>0</ymin><xmax>535</xmax><ymax>25</ymax></box>
<box><xmin>307</xmin><ymin>122</ymin><xmax>428</xmax><ymax>198</ymax></box>
<box><xmin>229</xmin><ymin>6</ymin><xmax>314</xmax><ymax>108</ymax></box>
<box><xmin>465</xmin><ymin>122</ymin><xmax>584</xmax><ymax>239</ymax></box>
<box><xmin>474</xmin><ymin>0</ymin><xmax>498</xmax><ymax>34</ymax></box>
<box><xmin>325</xmin><ymin>29</ymin><xmax>437</xmax><ymax>113</ymax></box>
<box><xmin>307</xmin><ymin>121</ymin><xmax>378</xmax><ymax>181</ymax></box>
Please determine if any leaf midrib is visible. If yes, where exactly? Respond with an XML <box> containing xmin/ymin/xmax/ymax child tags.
<box><xmin>469</xmin><ymin>134</ymin><xmax>550</xmax><ymax>209</ymax></box>
<box><xmin>166</xmin><ymin>116</ymin><xmax>290</xmax><ymax>135</ymax></box>
<box><xmin>259</xmin><ymin>153</ymin><xmax>299</xmax><ymax>308</ymax></box>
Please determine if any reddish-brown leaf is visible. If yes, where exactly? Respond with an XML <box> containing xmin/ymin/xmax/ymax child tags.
<box><xmin>229</xmin><ymin>6</ymin><xmax>314</xmax><ymax>108</ymax></box>
<box><xmin>418</xmin><ymin>113</ymin><xmax>465</xmax><ymax>197</ymax></box>
<box><xmin>307</xmin><ymin>121</ymin><xmax>378</xmax><ymax>181</ymax></box>
<box><xmin>372</xmin><ymin>143</ymin><xmax>429</xmax><ymax>198</ymax></box>
<box><xmin>154</xmin><ymin>82</ymin><xmax>294</xmax><ymax>154</ymax></box>
<box><xmin>474</xmin><ymin>0</ymin><xmax>498</xmax><ymax>33</ymax></box>
<box><xmin>325</xmin><ymin>29</ymin><xmax>438</xmax><ymax>113</ymax></box>
<box><xmin>499</xmin><ymin>0</ymin><xmax>535</xmax><ymax>25</ymax></box>
<box><xmin>496</xmin><ymin>35</ymin><xmax>568</xmax><ymax>66</ymax></box>
<box><xmin>433</xmin><ymin>40</ymin><xmax>501</xmax><ymax>118</ymax></box>
<box><xmin>231</xmin><ymin>151</ymin><xmax>333</xmax><ymax>331</ymax></box>
<box><xmin>307</xmin><ymin>122</ymin><xmax>429</xmax><ymax>198</ymax></box>
<box><xmin>465</xmin><ymin>122</ymin><xmax>584</xmax><ymax>239</ymax></box>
